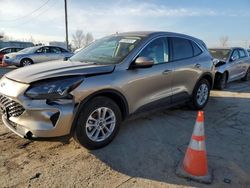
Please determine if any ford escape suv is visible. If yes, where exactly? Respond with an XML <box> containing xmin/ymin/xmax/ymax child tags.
<box><xmin>0</xmin><ymin>32</ymin><xmax>214</xmax><ymax>149</ymax></box>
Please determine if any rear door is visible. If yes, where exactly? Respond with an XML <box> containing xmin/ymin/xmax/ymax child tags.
<box><xmin>238</xmin><ymin>49</ymin><xmax>249</xmax><ymax>78</ymax></box>
<box><xmin>34</xmin><ymin>47</ymin><xmax>51</xmax><ymax>63</ymax></box>
<box><xmin>49</xmin><ymin>47</ymin><xmax>65</xmax><ymax>60</ymax></box>
<box><xmin>228</xmin><ymin>49</ymin><xmax>241</xmax><ymax>81</ymax></box>
<box><xmin>169</xmin><ymin>37</ymin><xmax>206</xmax><ymax>101</ymax></box>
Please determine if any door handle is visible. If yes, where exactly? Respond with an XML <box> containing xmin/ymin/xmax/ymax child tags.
<box><xmin>162</xmin><ymin>69</ymin><xmax>172</xmax><ymax>75</ymax></box>
<box><xmin>195</xmin><ymin>63</ymin><xmax>201</xmax><ymax>68</ymax></box>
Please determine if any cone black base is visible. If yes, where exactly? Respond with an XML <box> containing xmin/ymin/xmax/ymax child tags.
<box><xmin>175</xmin><ymin>160</ymin><xmax>213</xmax><ymax>184</ymax></box>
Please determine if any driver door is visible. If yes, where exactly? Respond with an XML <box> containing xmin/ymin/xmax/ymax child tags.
<box><xmin>124</xmin><ymin>37</ymin><xmax>173</xmax><ymax>113</ymax></box>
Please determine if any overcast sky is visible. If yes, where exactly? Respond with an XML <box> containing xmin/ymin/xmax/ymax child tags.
<box><xmin>0</xmin><ymin>0</ymin><xmax>250</xmax><ymax>47</ymax></box>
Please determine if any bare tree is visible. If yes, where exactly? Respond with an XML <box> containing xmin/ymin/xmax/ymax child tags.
<box><xmin>72</xmin><ymin>30</ymin><xmax>86</xmax><ymax>49</ymax></box>
<box><xmin>29</xmin><ymin>35</ymin><xmax>36</xmax><ymax>43</ymax></box>
<box><xmin>219</xmin><ymin>36</ymin><xmax>229</xmax><ymax>47</ymax></box>
<box><xmin>85</xmin><ymin>32</ymin><xmax>94</xmax><ymax>46</ymax></box>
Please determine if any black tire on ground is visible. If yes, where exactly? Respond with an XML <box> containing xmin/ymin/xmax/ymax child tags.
<box><xmin>74</xmin><ymin>96</ymin><xmax>122</xmax><ymax>150</ymax></box>
<box><xmin>20</xmin><ymin>58</ymin><xmax>33</xmax><ymax>67</ymax></box>
<box><xmin>217</xmin><ymin>72</ymin><xmax>227</xmax><ymax>90</ymax></box>
<box><xmin>189</xmin><ymin>78</ymin><xmax>211</xmax><ymax>110</ymax></box>
<box><xmin>241</xmin><ymin>67</ymin><xmax>250</xmax><ymax>81</ymax></box>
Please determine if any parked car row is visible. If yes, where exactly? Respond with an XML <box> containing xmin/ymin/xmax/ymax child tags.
<box><xmin>1</xmin><ymin>45</ymin><xmax>74</xmax><ymax>67</ymax></box>
<box><xmin>0</xmin><ymin>31</ymin><xmax>249</xmax><ymax>149</ymax></box>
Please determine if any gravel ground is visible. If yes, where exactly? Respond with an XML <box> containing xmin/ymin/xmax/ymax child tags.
<box><xmin>0</xmin><ymin>67</ymin><xmax>250</xmax><ymax>188</ymax></box>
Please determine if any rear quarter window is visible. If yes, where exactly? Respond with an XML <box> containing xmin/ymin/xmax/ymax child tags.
<box><xmin>60</xmin><ymin>48</ymin><xmax>69</xmax><ymax>53</ymax></box>
<box><xmin>191</xmin><ymin>41</ymin><xmax>202</xmax><ymax>56</ymax></box>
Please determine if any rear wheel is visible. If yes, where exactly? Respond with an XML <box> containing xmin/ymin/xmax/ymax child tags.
<box><xmin>189</xmin><ymin>78</ymin><xmax>210</xmax><ymax>110</ymax></box>
<box><xmin>241</xmin><ymin>67</ymin><xmax>250</xmax><ymax>81</ymax></box>
<box><xmin>217</xmin><ymin>72</ymin><xmax>227</xmax><ymax>90</ymax></box>
<box><xmin>74</xmin><ymin>96</ymin><xmax>122</xmax><ymax>149</ymax></box>
<box><xmin>20</xmin><ymin>58</ymin><xmax>33</xmax><ymax>67</ymax></box>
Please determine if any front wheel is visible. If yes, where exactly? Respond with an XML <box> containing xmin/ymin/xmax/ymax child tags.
<box><xmin>20</xmin><ymin>59</ymin><xmax>33</xmax><ymax>67</ymax></box>
<box><xmin>74</xmin><ymin>96</ymin><xmax>122</xmax><ymax>149</ymax></box>
<box><xmin>189</xmin><ymin>78</ymin><xmax>210</xmax><ymax>110</ymax></box>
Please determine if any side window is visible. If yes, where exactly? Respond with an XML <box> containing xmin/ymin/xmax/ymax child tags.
<box><xmin>43</xmin><ymin>47</ymin><xmax>50</xmax><ymax>53</ymax></box>
<box><xmin>60</xmin><ymin>48</ymin><xmax>69</xmax><ymax>53</ymax></box>
<box><xmin>50</xmin><ymin>47</ymin><xmax>62</xmax><ymax>54</ymax></box>
<box><xmin>138</xmin><ymin>38</ymin><xmax>169</xmax><ymax>64</ymax></box>
<box><xmin>36</xmin><ymin>47</ymin><xmax>44</xmax><ymax>53</ymax></box>
<box><xmin>191</xmin><ymin>41</ymin><xmax>202</xmax><ymax>56</ymax></box>
<box><xmin>2</xmin><ymin>48</ymin><xmax>11</xmax><ymax>54</ymax></box>
<box><xmin>172</xmin><ymin>38</ymin><xmax>193</xmax><ymax>61</ymax></box>
<box><xmin>16</xmin><ymin>48</ymin><xmax>22</xmax><ymax>52</ymax></box>
<box><xmin>231</xmin><ymin>50</ymin><xmax>239</xmax><ymax>60</ymax></box>
<box><xmin>239</xmin><ymin>49</ymin><xmax>246</xmax><ymax>58</ymax></box>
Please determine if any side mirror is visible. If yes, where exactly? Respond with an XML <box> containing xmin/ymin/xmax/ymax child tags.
<box><xmin>230</xmin><ymin>56</ymin><xmax>237</xmax><ymax>62</ymax></box>
<box><xmin>212</xmin><ymin>59</ymin><xmax>220</xmax><ymax>66</ymax></box>
<box><xmin>132</xmin><ymin>57</ymin><xmax>154</xmax><ymax>68</ymax></box>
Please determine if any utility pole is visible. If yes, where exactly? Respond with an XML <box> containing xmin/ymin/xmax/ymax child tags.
<box><xmin>64</xmin><ymin>0</ymin><xmax>69</xmax><ymax>49</ymax></box>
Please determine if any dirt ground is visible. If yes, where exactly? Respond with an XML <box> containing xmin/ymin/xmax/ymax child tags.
<box><xmin>0</xmin><ymin>67</ymin><xmax>250</xmax><ymax>188</ymax></box>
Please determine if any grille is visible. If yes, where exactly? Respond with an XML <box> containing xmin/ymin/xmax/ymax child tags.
<box><xmin>0</xmin><ymin>95</ymin><xmax>25</xmax><ymax>117</ymax></box>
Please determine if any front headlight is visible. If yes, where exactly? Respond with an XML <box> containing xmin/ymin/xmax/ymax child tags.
<box><xmin>25</xmin><ymin>76</ymin><xmax>84</xmax><ymax>99</ymax></box>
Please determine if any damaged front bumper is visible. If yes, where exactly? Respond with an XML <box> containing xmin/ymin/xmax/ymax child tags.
<box><xmin>0</xmin><ymin>77</ymin><xmax>75</xmax><ymax>138</ymax></box>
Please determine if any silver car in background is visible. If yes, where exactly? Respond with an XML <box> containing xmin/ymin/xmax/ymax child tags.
<box><xmin>209</xmin><ymin>48</ymin><xmax>250</xmax><ymax>89</ymax></box>
<box><xmin>3</xmin><ymin>45</ymin><xmax>74</xmax><ymax>67</ymax></box>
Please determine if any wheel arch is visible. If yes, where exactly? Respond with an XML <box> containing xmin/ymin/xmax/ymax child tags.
<box><xmin>196</xmin><ymin>72</ymin><xmax>214</xmax><ymax>90</ymax></box>
<box><xmin>71</xmin><ymin>89</ymin><xmax>129</xmax><ymax>133</ymax></box>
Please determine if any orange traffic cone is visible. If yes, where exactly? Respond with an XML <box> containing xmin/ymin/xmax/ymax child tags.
<box><xmin>176</xmin><ymin>111</ymin><xmax>212</xmax><ymax>184</ymax></box>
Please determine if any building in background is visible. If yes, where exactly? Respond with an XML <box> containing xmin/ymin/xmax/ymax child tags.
<box><xmin>0</xmin><ymin>41</ymin><xmax>34</xmax><ymax>49</ymax></box>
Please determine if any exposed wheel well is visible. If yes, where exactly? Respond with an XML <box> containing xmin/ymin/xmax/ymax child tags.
<box><xmin>215</xmin><ymin>71</ymin><xmax>229</xmax><ymax>84</ymax></box>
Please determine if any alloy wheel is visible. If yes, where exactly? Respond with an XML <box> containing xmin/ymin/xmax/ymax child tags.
<box><xmin>85</xmin><ymin>107</ymin><xmax>116</xmax><ymax>142</ymax></box>
<box><xmin>23</xmin><ymin>60</ymin><xmax>32</xmax><ymax>66</ymax></box>
<box><xmin>196</xmin><ymin>83</ymin><xmax>209</xmax><ymax>106</ymax></box>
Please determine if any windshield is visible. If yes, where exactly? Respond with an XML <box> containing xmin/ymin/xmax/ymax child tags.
<box><xmin>18</xmin><ymin>46</ymin><xmax>38</xmax><ymax>53</ymax></box>
<box><xmin>209</xmin><ymin>49</ymin><xmax>231</xmax><ymax>61</ymax></box>
<box><xmin>70</xmin><ymin>35</ymin><xmax>142</xmax><ymax>64</ymax></box>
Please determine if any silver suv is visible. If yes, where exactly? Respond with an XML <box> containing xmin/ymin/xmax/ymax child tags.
<box><xmin>0</xmin><ymin>32</ymin><xmax>214</xmax><ymax>149</ymax></box>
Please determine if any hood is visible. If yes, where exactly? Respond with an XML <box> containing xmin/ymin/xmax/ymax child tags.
<box><xmin>5</xmin><ymin>60</ymin><xmax>115</xmax><ymax>84</ymax></box>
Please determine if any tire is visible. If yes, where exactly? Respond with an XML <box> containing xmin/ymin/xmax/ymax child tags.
<box><xmin>20</xmin><ymin>58</ymin><xmax>33</xmax><ymax>67</ymax></box>
<box><xmin>241</xmin><ymin>67</ymin><xmax>250</xmax><ymax>81</ymax></box>
<box><xmin>217</xmin><ymin>72</ymin><xmax>227</xmax><ymax>90</ymax></box>
<box><xmin>74</xmin><ymin>96</ymin><xmax>122</xmax><ymax>149</ymax></box>
<box><xmin>189</xmin><ymin>78</ymin><xmax>210</xmax><ymax>110</ymax></box>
